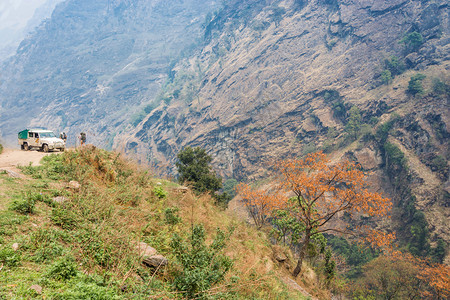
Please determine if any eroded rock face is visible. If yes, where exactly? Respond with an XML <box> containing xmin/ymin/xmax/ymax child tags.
<box><xmin>120</xmin><ymin>0</ymin><xmax>448</xmax><ymax>181</ymax></box>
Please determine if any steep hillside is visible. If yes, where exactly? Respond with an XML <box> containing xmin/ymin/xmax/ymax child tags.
<box><xmin>0</xmin><ymin>0</ymin><xmax>218</xmax><ymax>147</ymax></box>
<box><xmin>0</xmin><ymin>147</ymin><xmax>318</xmax><ymax>299</ymax></box>
<box><xmin>119</xmin><ymin>0</ymin><xmax>449</xmax><ymax>258</ymax></box>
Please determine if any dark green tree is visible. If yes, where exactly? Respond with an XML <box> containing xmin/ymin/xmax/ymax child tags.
<box><xmin>384</xmin><ymin>56</ymin><xmax>406</xmax><ymax>76</ymax></box>
<box><xmin>400</xmin><ymin>31</ymin><xmax>424</xmax><ymax>52</ymax></box>
<box><xmin>345</xmin><ymin>106</ymin><xmax>362</xmax><ymax>140</ymax></box>
<box><xmin>380</xmin><ymin>70</ymin><xmax>392</xmax><ymax>85</ymax></box>
<box><xmin>176</xmin><ymin>146</ymin><xmax>222</xmax><ymax>194</ymax></box>
<box><xmin>407</xmin><ymin>73</ymin><xmax>426</xmax><ymax>97</ymax></box>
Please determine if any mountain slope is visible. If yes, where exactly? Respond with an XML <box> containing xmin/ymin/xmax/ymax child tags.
<box><xmin>0</xmin><ymin>0</ymin><xmax>218</xmax><ymax>147</ymax></box>
<box><xmin>118</xmin><ymin>0</ymin><xmax>449</xmax><ymax>259</ymax></box>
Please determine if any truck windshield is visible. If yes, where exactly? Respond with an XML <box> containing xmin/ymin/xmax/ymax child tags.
<box><xmin>39</xmin><ymin>132</ymin><xmax>56</xmax><ymax>138</ymax></box>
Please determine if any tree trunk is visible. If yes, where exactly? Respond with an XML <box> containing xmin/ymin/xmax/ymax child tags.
<box><xmin>293</xmin><ymin>230</ymin><xmax>311</xmax><ymax>277</ymax></box>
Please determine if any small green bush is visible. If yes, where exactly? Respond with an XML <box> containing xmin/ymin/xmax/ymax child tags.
<box><xmin>164</xmin><ymin>207</ymin><xmax>181</xmax><ymax>225</ymax></box>
<box><xmin>380</xmin><ymin>70</ymin><xmax>392</xmax><ymax>85</ymax></box>
<box><xmin>432</xmin><ymin>78</ymin><xmax>448</xmax><ymax>95</ymax></box>
<box><xmin>0</xmin><ymin>144</ymin><xmax>3</xmax><ymax>154</ymax></box>
<box><xmin>384</xmin><ymin>56</ymin><xmax>406</xmax><ymax>76</ymax></box>
<box><xmin>46</xmin><ymin>256</ymin><xmax>78</xmax><ymax>281</ymax></box>
<box><xmin>51</xmin><ymin>207</ymin><xmax>79</xmax><ymax>230</ymax></box>
<box><xmin>153</xmin><ymin>186</ymin><xmax>168</xmax><ymax>199</ymax></box>
<box><xmin>400</xmin><ymin>31</ymin><xmax>424</xmax><ymax>52</ymax></box>
<box><xmin>0</xmin><ymin>246</ymin><xmax>21</xmax><ymax>267</ymax></box>
<box><xmin>407</xmin><ymin>73</ymin><xmax>426</xmax><ymax>96</ymax></box>
<box><xmin>171</xmin><ymin>224</ymin><xmax>234</xmax><ymax>299</ymax></box>
<box><xmin>51</xmin><ymin>281</ymin><xmax>121</xmax><ymax>300</ymax></box>
<box><xmin>10</xmin><ymin>197</ymin><xmax>35</xmax><ymax>215</ymax></box>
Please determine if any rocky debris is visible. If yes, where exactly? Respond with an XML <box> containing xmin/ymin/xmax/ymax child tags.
<box><xmin>143</xmin><ymin>255</ymin><xmax>168</xmax><ymax>268</ymax></box>
<box><xmin>353</xmin><ymin>148</ymin><xmax>381</xmax><ymax>170</ymax></box>
<box><xmin>135</xmin><ymin>242</ymin><xmax>168</xmax><ymax>269</ymax></box>
<box><xmin>30</xmin><ymin>285</ymin><xmax>42</xmax><ymax>294</ymax></box>
<box><xmin>12</xmin><ymin>243</ymin><xmax>19</xmax><ymax>251</ymax></box>
<box><xmin>53</xmin><ymin>196</ymin><xmax>68</xmax><ymax>204</ymax></box>
<box><xmin>136</xmin><ymin>242</ymin><xmax>157</xmax><ymax>257</ymax></box>
<box><xmin>272</xmin><ymin>245</ymin><xmax>288</xmax><ymax>263</ymax></box>
<box><xmin>0</xmin><ymin>168</ymin><xmax>21</xmax><ymax>178</ymax></box>
<box><xmin>175</xmin><ymin>186</ymin><xmax>189</xmax><ymax>193</ymax></box>
<box><xmin>68</xmin><ymin>181</ymin><xmax>81</xmax><ymax>190</ymax></box>
<box><xmin>281</xmin><ymin>277</ymin><xmax>316</xmax><ymax>300</ymax></box>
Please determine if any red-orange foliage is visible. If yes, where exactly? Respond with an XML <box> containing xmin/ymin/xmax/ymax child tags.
<box><xmin>236</xmin><ymin>183</ymin><xmax>284</xmax><ymax>228</ymax></box>
<box><xmin>238</xmin><ymin>152</ymin><xmax>393</xmax><ymax>277</ymax></box>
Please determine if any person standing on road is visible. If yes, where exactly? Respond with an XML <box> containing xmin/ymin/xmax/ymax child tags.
<box><xmin>79</xmin><ymin>132</ymin><xmax>86</xmax><ymax>146</ymax></box>
<box><xmin>60</xmin><ymin>132</ymin><xmax>67</xmax><ymax>143</ymax></box>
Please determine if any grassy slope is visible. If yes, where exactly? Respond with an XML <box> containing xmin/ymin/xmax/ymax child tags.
<box><xmin>0</xmin><ymin>147</ymin><xmax>319</xmax><ymax>299</ymax></box>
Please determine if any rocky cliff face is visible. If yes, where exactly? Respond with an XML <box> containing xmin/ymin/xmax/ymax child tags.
<box><xmin>117</xmin><ymin>0</ymin><xmax>449</xmax><ymax>257</ymax></box>
<box><xmin>121</xmin><ymin>0</ymin><xmax>448</xmax><ymax>176</ymax></box>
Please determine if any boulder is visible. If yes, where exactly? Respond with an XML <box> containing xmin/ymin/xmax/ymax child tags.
<box><xmin>68</xmin><ymin>181</ymin><xmax>81</xmax><ymax>190</ymax></box>
<box><xmin>143</xmin><ymin>255</ymin><xmax>168</xmax><ymax>268</ymax></box>
<box><xmin>12</xmin><ymin>243</ymin><xmax>19</xmax><ymax>251</ymax></box>
<box><xmin>53</xmin><ymin>196</ymin><xmax>68</xmax><ymax>204</ymax></box>
<box><xmin>136</xmin><ymin>242</ymin><xmax>157</xmax><ymax>257</ymax></box>
<box><xmin>175</xmin><ymin>186</ymin><xmax>189</xmax><ymax>193</ymax></box>
<box><xmin>30</xmin><ymin>285</ymin><xmax>42</xmax><ymax>294</ymax></box>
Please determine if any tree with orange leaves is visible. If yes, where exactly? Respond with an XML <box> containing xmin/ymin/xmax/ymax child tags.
<box><xmin>236</xmin><ymin>183</ymin><xmax>284</xmax><ymax>228</ymax></box>
<box><xmin>264</xmin><ymin>151</ymin><xmax>392</xmax><ymax>277</ymax></box>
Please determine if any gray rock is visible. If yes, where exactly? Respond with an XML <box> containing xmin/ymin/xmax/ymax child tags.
<box><xmin>136</xmin><ymin>242</ymin><xmax>157</xmax><ymax>257</ymax></box>
<box><xmin>68</xmin><ymin>181</ymin><xmax>81</xmax><ymax>190</ymax></box>
<box><xmin>143</xmin><ymin>255</ymin><xmax>168</xmax><ymax>268</ymax></box>
<box><xmin>0</xmin><ymin>169</ymin><xmax>21</xmax><ymax>178</ymax></box>
<box><xmin>30</xmin><ymin>285</ymin><xmax>42</xmax><ymax>294</ymax></box>
<box><xmin>53</xmin><ymin>196</ymin><xmax>68</xmax><ymax>203</ymax></box>
<box><xmin>12</xmin><ymin>243</ymin><xmax>19</xmax><ymax>251</ymax></box>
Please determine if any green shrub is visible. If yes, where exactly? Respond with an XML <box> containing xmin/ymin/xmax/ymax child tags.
<box><xmin>10</xmin><ymin>197</ymin><xmax>35</xmax><ymax>214</ymax></box>
<box><xmin>28</xmin><ymin>229</ymin><xmax>66</xmax><ymax>262</ymax></box>
<box><xmin>380</xmin><ymin>70</ymin><xmax>392</xmax><ymax>85</ymax></box>
<box><xmin>384</xmin><ymin>56</ymin><xmax>406</xmax><ymax>76</ymax></box>
<box><xmin>46</xmin><ymin>256</ymin><xmax>78</xmax><ymax>281</ymax></box>
<box><xmin>51</xmin><ymin>281</ymin><xmax>121</xmax><ymax>300</ymax></box>
<box><xmin>51</xmin><ymin>207</ymin><xmax>79</xmax><ymax>230</ymax></box>
<box><xmin>432</xmin><ymin>78</ymin><xmax>448</xmax><ymax>95</ymax></box>
<box><xmin>0</xmin><ymin>144</ymin><xmax>3</xmax><ymax>154</ymax></box>
<box><xmin>407</xmin><ymin>73</ymin><xmax>426</xmax><ymax>96</ymax></box>
<box><xmin>0</xmin><ymin>246</ymin><xmax>21</xmax><ymax>267</ymax></box>
<box><xmin>153</xmin><ymin>186</ymin><xmax>168</xmax><ymax>199</ymax></box>
<box><xmin>176</xmin><ymin>147</ymin><xmax>222</xmax><ymax>194</ymax></box>
<box><xmin>400</xmin><ymin>31</ymin><xmax>424</xmax><ymax>52</ymax></box>
<box><xmin>164</xmin><ymin>207</ymin><xmax>181</xmax><ymax>225</ymax></box>
<box><xmin>170</xmin><ymin>224</ymin><xmax>234</xmax><ymax>299</ymax></box>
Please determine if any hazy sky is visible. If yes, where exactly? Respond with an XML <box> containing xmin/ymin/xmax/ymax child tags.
<box><xmin>0</xmin><ymin>0</ymin><xmax>49</xmax><ymax>30</ymax></box>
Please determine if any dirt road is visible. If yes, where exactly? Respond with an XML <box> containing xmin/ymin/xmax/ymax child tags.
<box><xmin>0</xmin><ymin>148</ymin><xmax>54</xmax><ymax>173</ymax></box>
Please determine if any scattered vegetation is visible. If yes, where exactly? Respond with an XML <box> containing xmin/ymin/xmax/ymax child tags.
<box><xmin>407</xmin><ymin>73</ymin><xmax>426</xmax><ymax>97</ymax></box>
<box><xmin>0</xmin><ymin>147</ymin><xmax>307</xmax><ymax>299</ymax></box>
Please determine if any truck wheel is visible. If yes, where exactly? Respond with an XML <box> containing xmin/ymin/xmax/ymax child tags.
<box><xmin>23</xmin><ymin>143</ymin><xmax>29</xmax><ymax>151</ymax></box>
<box><xmin>43</xmin><ymin>144</ymin><xmax>49</xmax><ymax>153</ymax></box>
<box><xmin>60</xmin><ymin>147</ymin><xmax>65</xmax><ymax>152</ymax></box>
